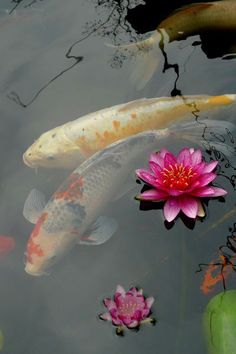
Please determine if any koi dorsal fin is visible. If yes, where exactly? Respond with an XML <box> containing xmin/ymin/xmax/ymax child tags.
<box><xmin>79</xmin><ymin>216</ymin><xmax>118</xmax><ymax>245</ymax></box>
<box><xmin>118</xmin><ymin>98</ymin><xmax>160</xmax><ymax>112</ymax></box>
<box><xmin>169</xmin><ymin>2</ymin><xmax>213</xmax><ymax>16</ymax></box>
<box><xmin>23</xmin><ymin>189</ymin><xmax>46</xmax><ymax>224</ymax></box>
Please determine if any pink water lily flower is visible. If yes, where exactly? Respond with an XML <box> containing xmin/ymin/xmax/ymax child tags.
<box><xmin>136</xmin><ymin>147</ymin><xmax>227</xmax><ymax>222</ymax></box>
<box><xmin>99</xmin><ymin>285</ymin><xmax>155</xmax><ymax>334</ymax></box>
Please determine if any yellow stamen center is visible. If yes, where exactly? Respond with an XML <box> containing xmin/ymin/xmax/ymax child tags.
<box><xmin>161</xmin><ymin>163</ymin><xmax>196</xmax><ymax>190</ymax></box>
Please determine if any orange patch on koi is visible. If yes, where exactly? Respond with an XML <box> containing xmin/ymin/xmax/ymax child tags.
<box><xmin>76</xmin><ymin>113</ymin><xmax>165</xmax><ymax>156</ymax></box>
<box><xmin>53</xmin><ymin>173</ymin><xmax>84</xmax><ymax>201</ymax></box>
<box><xmin>27</xmin><ymin>213</ymin><xmax>48</xmax><ymax>263</ymax></box>
<box><xmin>112</xmin><ymin>120</ymin><xmax>120</xmax><ymax>131</ymax></box>
<box><xmin>103</xmin><ymin>130</ymin><xmax>110</xmax><ymax>139</ymax></box>
<box><xmin>180</xmin><ymin>3</ymin><xmax>212</xmax><ymax>14</ymax></box>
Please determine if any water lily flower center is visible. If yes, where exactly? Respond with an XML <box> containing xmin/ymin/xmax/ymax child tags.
<box><xmin>118</xmin><ymin>296</ymin><xmax>142</xmax><ymax>316</ymax></box>
<box><xmin>161</xmin><ymin>163</ymin><xmax>196</xmax><ymax>190</ymax></box>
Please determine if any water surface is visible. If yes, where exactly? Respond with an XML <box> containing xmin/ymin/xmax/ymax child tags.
<box><xmin>0</xmin><ymin>1</ymin><xmax>236</xmax><ymax>353</ymax></box>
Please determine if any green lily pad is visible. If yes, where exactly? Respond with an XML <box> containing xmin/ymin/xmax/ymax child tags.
<box><xmin>203</xmin><ymin>290</ymin><xmax>236</xmax><ymax>354</ymax></box>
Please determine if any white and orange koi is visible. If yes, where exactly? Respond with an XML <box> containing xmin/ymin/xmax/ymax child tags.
<box><xmin>23</xmin><ymin>94</ymin><xmax>236</xmax><ymax>169</ymax></box>
<box><xmin>23</xmin><ymin>119</ymin><xmax>235</xmax><ymax>275</ymax></box>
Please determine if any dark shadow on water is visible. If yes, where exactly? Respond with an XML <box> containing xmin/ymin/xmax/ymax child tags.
<box><xmin>9</xmin><ymin>0</ymin><xmax>44</xmax><ymax>14</ymax></box>
<box><xmin>126</xmin><ymin>0</ymin><xmax>236</xmax><ymax>60</ymax></box>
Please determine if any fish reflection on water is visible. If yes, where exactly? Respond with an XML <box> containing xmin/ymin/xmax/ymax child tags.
<box><xmin>113</xmin><ymin>0</ymin><xmax>236</xmax><ymax>87</ymax></box>
<box><xmin>23</xmin><ymin>94</ymin><xmax>236</xmax><ymax>169</ymax></box>
<box><xmin>23</xmin><ymin>119</ymin><xmax>234</xmax><ymax>276</ymax></box>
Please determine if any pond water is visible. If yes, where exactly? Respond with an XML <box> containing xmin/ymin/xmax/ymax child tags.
<box><xmin>0</xmin><ymin>0</ymin><xmax>236</xmax><ymax>353</ymax></box>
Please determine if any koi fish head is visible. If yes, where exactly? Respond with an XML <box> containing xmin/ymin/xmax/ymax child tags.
<box><xmin>23</xmin><ymin>127</ymin><xmax>84</xmax><ymax>169</ymax></box>
<box><xmin>25</xmin><ymin>213</ymin><xmax>75</xmax><ymax>276</ymax></box>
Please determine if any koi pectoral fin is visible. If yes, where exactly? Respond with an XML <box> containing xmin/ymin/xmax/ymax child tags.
<box><xmin>78</xmin><ymin>216</ymin><xmax>118</xmax><ymax>246</ymax></box>
<box><xmin>23</xmin><ymin>189</ymin><xmax>46</xmax><ymax>224</ymax></box>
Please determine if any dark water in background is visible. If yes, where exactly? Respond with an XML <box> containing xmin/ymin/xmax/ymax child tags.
<box><xmin>0</xmin><ymin>0</ymin><xmax>236</xmax><ymax>353</ymax></box>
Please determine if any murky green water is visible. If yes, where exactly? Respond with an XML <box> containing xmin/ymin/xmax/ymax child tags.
<box><xmin>0</xmin><ymin>1</ymin><xmax>236</xmax><ymax>353</ymax></box>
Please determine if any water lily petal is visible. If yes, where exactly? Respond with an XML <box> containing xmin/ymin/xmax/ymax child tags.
<box><xmin>135</xmin><ymin>169</ymin><xmax>158</xmax><ymax>187</ymax></box>
<box><xmin>132</xmin><ymin>310</ymin><xmax>142</xmax><ymax>321</ymax></box>
<box><xmin>127</xmin><ymin>287</ymin><xmax>138</xmax><ymax>295</ymax></box>
<box><xmin>149</xmin><ymin>152</ymin><xmax>164</xmax><ymax>168</ymax></box>
<box><xmin>145</xmin><ymin>297</ymin><xmax>155</xmax><ymax>309</ymax></box>
<box><xmin>127</xmin><ymin>320</ymin><xmax>139</xmax><ymax>328</ymax></box>
<box><xmin>159</xmin><ymin>149</ymin><xmax>169</xmax><ymax>158</ymax></box>
<box><xmin>187</xmin><ymin>180</ymin><xmax>201</xmax><ymax>191</ymax></box>
<box><xmin>179</xmin><ymin>196</ymin><xmax>198</xmax><ymax>219</ymax></box>
<box><xmin>190</xmin><ymin>149</ymin><xmax>202</xmax><ymax>165</ymax></box>
<box><xmin>112</xmin><ymin>317</ymin><xmax>123</xmax><ymax>326</ymax></box>
<box><xmin>197</xmin><ymin>201</ymin><xmax>205</xmax><ymax>217</ymax></box>
<box><xmin>177</xmin><ymin>147</ymin><xmax>191</xmax><ymax>165</ymax></box>
<box><xmin>149</xmin><ymin>161</ymin><xmax>162</xmax><ymax>176</ymax></box>
<box><xmin>164</xmin><ymin>198</ymin><xmax>180</xmax><ymax>222</ymax></box>
<box><xmin>202</xmin><ymin>161</ymin><xmax>218</xmax><ymax>173</ymax></box>
<box><xmin>141</xmin><ymin>308</ymin><xmax>151</xmax><ymax>318</ymax></box>
<box><xmin>104</xmin><ymin>298</ymin><xmax>116</xmax><ymax>310</ymax></box>
<box><xmin>197</xmin><ymin>172</ymin><xmax>217</xmax><ymax>187</ymax></box>
<box><xmin>193</xmin><ymin>161</ymin><xmax>206</xmax><ymax>175</ymax></box>
<box><xmin>116</xmin><ymin>285</ymin><xmax>126</xmax><ymax>296</ymax></box>
<box><xmin>209</xmin><ymin>187</ymin><xmax>227</xmax><ymax>197</ymax></box>
<box><xmin>100</xmin><ymin>312</ymin><xmax>112</xmax><ymax>321</ymax></box>
<box><xmin>137</xmin><ymin>288</ymin><xmax>143</xmax><ymax>295</ymax></box>
<box><xmin>167</xmin><ymin>189</ymin><xmax>185</xmax><ymax>196</ymax></box>
<box><xmin>137</xmin><ymin>189</ymin><xmax>168</xmax><ymax>201</ymax></box>
<box><xmin>190</xmin><ymin>186</ymin><xmax>216</xmax><ymax>197</ymax></box>
<box><xmin>119</xmin><ymin>315</ymin><xmax>132</xmax><ymax>326</ymax></box>
<box><xmin>164</xmin><ymin>152</ymin><xmax>176</xmax><ymax>168</ymax></box>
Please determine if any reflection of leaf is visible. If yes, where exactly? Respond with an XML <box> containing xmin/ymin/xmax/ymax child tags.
<box><xmin>204</xmin><ymin>290</ymin><xmax>236</xmax><ymax>354</ymax></box>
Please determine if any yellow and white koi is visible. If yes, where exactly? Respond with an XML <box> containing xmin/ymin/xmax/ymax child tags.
<box><xmin>23</xmin><ymin>94</ymin><xmax>236</xmax><ymax>169</ymax></box>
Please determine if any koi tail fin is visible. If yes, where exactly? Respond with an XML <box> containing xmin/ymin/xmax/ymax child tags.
<box><xmin>169</xmin><ymin>119</ymin><xmax>236</xmax><ymax>157</ymax></box>
<box><xmin>105</xmin><ymin>30</ymin><xmax>166</xmax><ymax>90</ymax></box>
